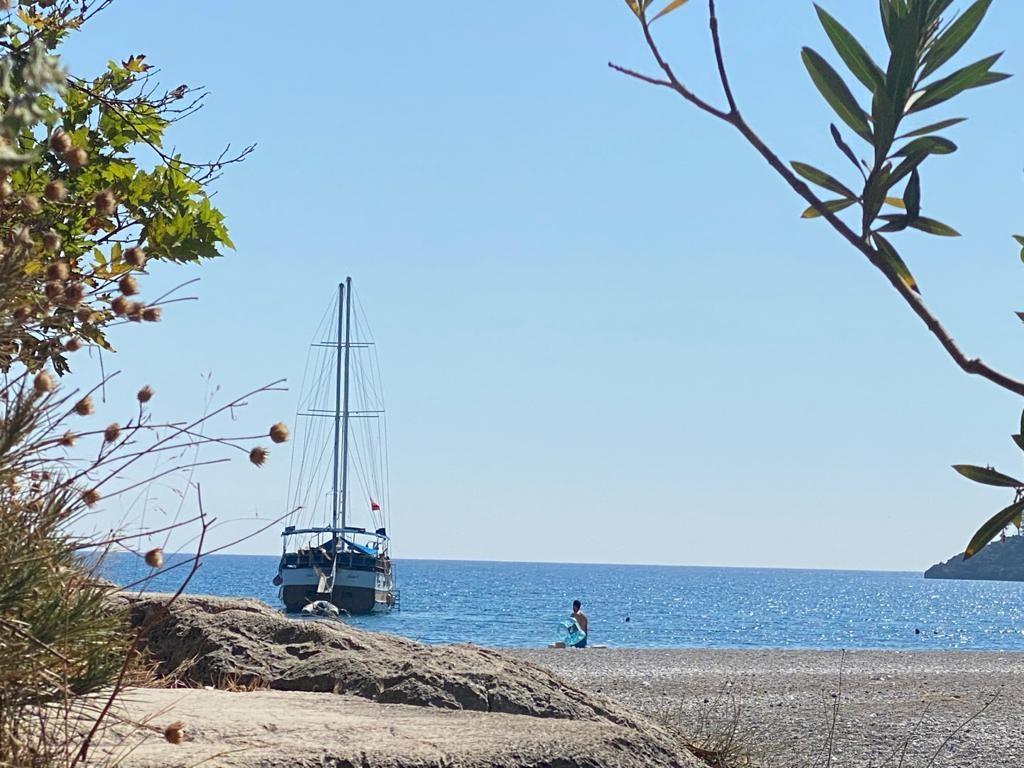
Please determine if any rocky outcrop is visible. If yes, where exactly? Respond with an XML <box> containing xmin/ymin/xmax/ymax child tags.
<box><xmin>111</xmin><ymin>593</ymin><xmax>704</xmax><ymax>768</ymax></box>
<box><xmin>925</xmin><ymin>534</ymin><xmax>1024</xmax><ymax>581</ymax></box>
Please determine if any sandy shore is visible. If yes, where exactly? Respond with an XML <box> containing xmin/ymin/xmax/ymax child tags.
<box><xmin>517</xmin><ymin>648</ymin><xmax>1024</xmax><ymax>767</ymax></box>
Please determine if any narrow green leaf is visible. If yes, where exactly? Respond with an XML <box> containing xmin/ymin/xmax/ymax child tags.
<box><xmin>1013</xmin><ymin>235</ymin><xmax>1024</xmax><ymax>247</ymax></box>
<box><xmin>830</xmin><ymin>124</ymin><xmax>862</xmax><ymax>171</ymax></box>
<box><xmin>801</xmin><ymin>47</ymin><xmax>872</xmax><ymax>140</ymax></box>
<box><xmin>814</xmin><ymin>4</ymin><xmax>884</xmax><ymax>91</ymax></box>
<box><xmin>887</xmin><ymin>152</ymin><xmax>926</xmax><ymax>189</ymax></box>
<box><xmin>896</xmin><ymin>117</ymin><xmax>966</xmax><ymax>139</ymax></box>
<box><xmin>873</xmin><ymin>232</ymin><xmax>919</xmax><ymax>293</ymax></box>
<box><xmin>650</xmin><ymin>0</ymin><xmax>690</xmax><ymax>22</ymax></box>
<box><xmin>909</xmin><ymin>216</ymin><xmax>959</xmax><ymax>236</ymax></box>
<box><xmin>1012</xmin><ymin>434</ymin><xmax>1024</xmax><ymax>452</ymax></box>
<box><xmin>885</xmin><ymin>197</ymin><xmax>905</xmax><ymax>209</ymax></box>
<box><xmin>964</xmin><ymin>499</ymin><xmax>1024</xmax><ymax>560</ymax></box>
<box><xmin>894</xmin><ymin>135</ymin><xmax>957</xmax><ymax>156</ymax></box>
<box><xmin>1017</xmin><ymin>311</ymin><xmax>1024</xmax><ymax>324</ymax></box>
<box><xmin>904</xmin><ymin>168</ymin><xmax>921</xmax><ymax>219</ymax></box>
<box><xmin>801</xmin><ymin>198</ymin><xmax>857</xmax><ymax>219</ymax></box>
<box><xmin>952</xmin><ymin>464</ymin><xmax>1024</xmax><ymax>487</ymax></box>
<box><xmin>910</xmin><ymin>53</ymin><xmax>1006</xmax><ymax>113</ymax></box>
<box><xmin>878</xmin><ymin>213</ymin><xmax>910</xmax><ymax>232</ymax></box>
<box><xmin>791</xmin><ymin>161</ymin><xmax>856</xmax><ymax>198</ymax></box>
<box><xmin>871</xmin><ymin>88</ymin><xmax>898</xmax><ymax>163</ymax></box>
<box><xmin>922</xmin><ymin>0</ymin><xmax>993</xmax><ymax>79</ymax></box>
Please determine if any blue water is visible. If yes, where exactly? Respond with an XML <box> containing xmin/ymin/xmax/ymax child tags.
<box><xmin>100</xmin><ymin>553</ymin><xmax>1024</xmax><ymax>650</ymax></box>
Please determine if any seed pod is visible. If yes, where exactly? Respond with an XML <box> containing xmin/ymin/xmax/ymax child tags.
<box><xmin>62</xmin><ymin>283</ymin><xmax>85</xmax><ymax>306</ymax></box>
<box><xmin>163</xmin><ymin>721</ymin><xmax>184</xmax><ymax>744</ymax></box>
<box><xmin>65</xmin><ymin>337</ymin><xmax>82</xmax><ymax>352</ymax></box>
<box><xmin>137</xmin><ymin>385</ymin><xmax>154</xmax><ymax>403</ymax></box>
<box><xmin>141</xmin><ymin>306</ymin><xmax>162</xmax><ymax>322</ymax></box>
<box><xmin>103</xmin><ymin>422</ymin><xmax>121</xmax><ymax>443</ymax></box>
<box><xmin>118</xmin><ymin>275</ymin><xmax>139</xmax><ymax>296</ymax></box>
<box><xmin>33</xmin><ymin>370</ymin><xmax>54</xmax><ymax>394</ymax></box>
<box><xmin>111</xmin><ymin>296</ymin><xmax>129</xmax><ymax>316</ymax></box>
<box><xmin>60</xmin><ymin>431</ymin><xmax>76</xmax><ymax>447</ymax></box>
<box><xmin>249</xmin><ymin>446</ymin><xmax>268</xmax><ymax>467</ymax></box>
<box><xmin>64</xmin><ymin>147</ymin><xmax>88</xmax><ymax>169</ymax></box>
<box><xmin>44</xmin><ymin>179</ymin><xmax>66</xmax><ymax>202</ymax></box>
<box><xmin>44</xmin><ymin>281</ymin><xmax>63</xmax><ymax>301</ymax></box>
<box><xmin>127</xmin><ymin>302</ymin><xmax>144</xmax><ymax>322</ymax></box>
<box><xmin>50</xmin><ymin>130</ymin><xmax>72</xmax><ymax>154</ymax></box>
<box><xmin>46</xmin><ymin>261</ymin><xmax>69</xmax><ymax>280</ymax></box>
<box><xmin>93</xmin><ymin>190</ymin><xmax>116</xmax><ymax>215</ymax></box>
<box><xmin>21</xmin><ymin>195</ymin><xmax>41</xmax><ymax>214</ymax></box>
<box><xmin>0</xmin><ymin>181</ymin><xmax>12</xmax><ymax>200</ymax></box>
<box><xmin>74</xmin><ymin>395</ymin><xmax>93</xmax><ymax>416</ymax></box>
<box><xmin>81</xmin><ymin>488</ymin><xmax>100</xmax><ymax>507</ymax></box>
<box><xmin>124</xmin><ymin>246</ymin><xmax>146</xmax><ymax>267</ymax></box>
<box><xmin>75</xmin><ymin>307</ymin><xmax>94</xmax><ymax>323</ymax></box>
<box><xmin>42</xmin><ymin>231</ymin><xmax>61</xmax><ymax>251</ymax></box>
<box><xmin>269</xmin><ymin>422</ymin><xmax>289</xmax><ymax>444</ymax></box>
<box><xmin>13</xmin><ymin>306</ymin><xmax>31</xmax><ymax>323</ymax></box>
<box><xmin>145</xmin><ymin>547</ymin><xmax>164</xmax><ymax>568</ymax></box>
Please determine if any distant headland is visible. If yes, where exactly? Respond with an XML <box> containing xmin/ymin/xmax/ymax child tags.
<box><xmin>925</xmin><ymin>534</ymin><xmax>1024</xmax><ymax>581</ymax></box>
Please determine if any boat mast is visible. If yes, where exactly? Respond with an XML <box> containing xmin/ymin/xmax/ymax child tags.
<box><xmin>339</xmin><ymin>276</ymin><xmax>354</xmax><ymax>539</ymax></box>
<box><xmin>331</xmin><ymin>282</ymin><xmax>344</xmax><ymax>546</ymax></box>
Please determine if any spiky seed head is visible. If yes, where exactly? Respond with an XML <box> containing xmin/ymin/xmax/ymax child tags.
<box><xmin>65</xmin><ymin>337</ymin><xmax>82</xmax><ymax>352</ymax></box>
<box><xmin>21</xmin><ymin>195</ymin><xmax>41</xmax><ymax>214</ymax></box>
<box><xmin>46</xmin><ymin>261</ymin><xmax>69</xmax><ymax>280</ymax></box>
<box><xmin>144</xmin><ymin>547</ymin><xmax>164</xmax><ymax>568</ymax></box>
<box><xmin>142</xmin><ymin>306</ymin><xmax>162</xmax><ymax>322</ymax></box>
<box><xmin>0</xmin><ymin>181</ymin><xmax>12</xmax><ymax>200</ymax></box>
<box><xmin>137</xmin><ymin>385</ymin><xmax>154</xmax><ymax>403</ymax></box>
<box><xmin>60</xmin><ymin>431</ymin><xmax>76</xmax><ymax>447</ymax></box>
<box><xmin>82</xmin><ymin>488</ymin><xmax>100</xmax><ymax>507</ymax></box>
<box><xmin>44</xmin><ymin>281</ymin><xmax>62</xmax><ymax>301</ymax></box>
<box><xmin>75</xmin><ymin>307</ymin><xmax>94</xmax><ymax>323</ymax></box>
<box><xmin>44</xmin><ymin>179</ymin><xmax>66</xmax><ymax>202</ymax></box>
<box><xmin>163</xmin><ymin>721</ymin><xmax>184</xmax><ymax>745</ymax></box>
<box><xmin>269</xmin><ymin>422</ymin><xmax>289</xmax><ymax>443</ymax></box>
<box><xmin>64</xmin><ymin>146</ymin><xmax>88</xmax><ymax>168</ymax></box>
<box><xmin>111</xmin><ymin>296</ymin><xmax>129</xmax><ymax>316</ymax></box>
<box><xmin>73</xmin><ymin>395</ymin><xmax>93</xmax><ymax>416</ymax></box>
<box><xmin>127</xmin><ymin>302</ymin><xmax>144</xmax><ymax>322</ymax></box>
<box><xmin>93</xmin><ymin>190</ymin><xmax>116</xmax><ymax>215</ymax></box>
<box><xmin>33</xmin><ymin>370</ymin><xmax>54</xmax><ymax>394</ymax></box>
<box><xmin>249</xmin><ymin>446</ymin><xmax>268</xmax><ymax>467</ymax></box>
<box><xmin>50</xmin><ymin>129</ymin><xmax>72</xmax><ymax>154</ymax></box>
<box><xmin>15</xmin><ymin>225</ymin><xmax>34</xmax><ymax>246</ymax></box>
<box><xmin>103</xmin><ymin>422</ymin><xmax>121</xmax><ymax>443</ymax></box>
<box><xmin>119</xmin><ymin>275</ymin><xmax>139</xmax><ymax>296</ymax></box>
<box><xmin>42</xmin><ymin>231</ymin><xmax>61</xmax><ymax>251</ymax></box>
<box><xmin>124</xmin><ymin>246</ymin><xmax>146</xmax><ymax>267</ymax></box>
<box><xmin>13</xmin><ymin>305</ymin><xmax>31</xmax><ymax>322</ymax></box>
<box><xmin>62</xmin><ymin>283</ymin><xmax>84</xmax><ymax>306</ymax></box>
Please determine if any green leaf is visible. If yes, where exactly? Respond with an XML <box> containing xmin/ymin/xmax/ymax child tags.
<box><xmin>910</xmin><ymin>53</ymin><xmax>1007</xmax><ymax>113</ymax></box>
<box><xmin>887</xmin><ymin>152</ymin><xmax>926</xmax><ymax>189</ymax></box>
<box><xmin>922</xmin><ymin>0</ymin><xmax>993</xmax><ymax>79</ymax></box>
<box><xmin>650</xmin><ymin>0</ymin><xmax>690</xmax><ymax>22</ymax></box>
<box><xmin>814</xmin><ymin>4</ymin><xmax>884</xmax><ymax>91</ymax></box>
<box><xmin>873</xmin><ymin>232</ymin><xmax>918</xmax><ymax>293</ymax></box>
<box><xmin>801</xmin><ymin>198</ymin><xmax>857</xmax><ymax>219</ymax></box>
<box><xmin>904</xmin><ymin>168</ymin><xmax>920</xmax><ymax>219</ymax></box>
<box><xmin>894</xmin><ymin>135</ymin><xmax>957</xmax><ymax>156</ymax></box>
<box><xmin>953</xmin><ymin>464</ymin><xmax>1024</xmax><ymax>488</ymax></box>
<box><xmin>877</xmin><ymin>213</ymin><xmax>910</xmax><ymax>232</ymax></box>
<box><xmin>1012</xmin><ymin>434</ymin><xmax>1024</xmax><ymax>452</ymax></box>
<box><xmin>964</xmin><ymin>499</ymin><xmax>1024</xmax><ymax>560</ymax></box>
<box><xmin>909</xmin><ymin>216</ymin><xmax>959</xmax><ymax>236</ymax></box>
<box><xmin>791</xmin><ymin>161</ymin><xmax>856</xmax><ymax>198</ymax></box>
<box><xmin>1014</xmin><ymin>235</ymin><xmax>1024</xmax><ymax>247</ymax></box>
<box><xmin>1017</xmin><ymin>311</ymin><xmax>1024</xmax><ymax>323</ymax></box>
<box><xmin>896</xmin><ymin>117</ymin><xmax>966</xmax><ymax>139</ymax></box>
<box><xmin>801</xmin><ymin>47</ymin><xmax>872</xmax><ymax>140</ymax></box>
<box><xmin>830</xmin><ymin>124</ymin><xmax>862</xmax><ymax>172</ymax></box>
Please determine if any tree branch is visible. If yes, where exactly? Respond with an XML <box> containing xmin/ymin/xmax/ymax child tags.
<box><xmin>615</xmin><ymin>1</ymin><xmax>1024</xmax><ymax>399</ymax></box>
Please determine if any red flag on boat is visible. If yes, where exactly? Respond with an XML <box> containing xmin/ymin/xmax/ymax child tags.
<box><xmin>370</xmin><ymin>498</ymin><xmax>381</xmax><ymax>511</ymax></box>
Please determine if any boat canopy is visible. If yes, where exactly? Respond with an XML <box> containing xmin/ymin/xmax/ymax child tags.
<box><xmin>281</xmin><ymin>525</ymin><xmax>389</xmax><ymax>540</ymax></box>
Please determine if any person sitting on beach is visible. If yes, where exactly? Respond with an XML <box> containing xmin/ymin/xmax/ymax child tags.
<box><xmin>550</xmin><ymin>599</ymin><xmax>588</xmax><ymax>648</ymax></box>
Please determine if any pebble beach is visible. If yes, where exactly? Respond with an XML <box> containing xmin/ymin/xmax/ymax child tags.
<box><xmin>519</xmin><ymin>648</ymin><xmax>1024</xmax><ymax>767</ymax></box>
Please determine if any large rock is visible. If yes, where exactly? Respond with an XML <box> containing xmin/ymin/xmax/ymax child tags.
<box><xmin>925</xmin><ymin>533</ymin><xmax>1024</xmax><ymax>581</ymax></box>
<box><xmin>115</xmin><ymin>593</ymin><xmax>704</xmax><ymax>767</ymax></box>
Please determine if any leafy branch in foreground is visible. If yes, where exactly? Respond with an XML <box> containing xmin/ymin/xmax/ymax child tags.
<box><xmin>612</xmin><ymin>0</ymin><xmax>1022</xmax><ymax>558</ymax></box>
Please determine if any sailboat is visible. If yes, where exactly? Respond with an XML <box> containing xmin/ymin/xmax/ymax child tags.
<box><xmin>274</xmin><ymin>277</ymin><xmax>396</xmax><ymax>614</ymax></box>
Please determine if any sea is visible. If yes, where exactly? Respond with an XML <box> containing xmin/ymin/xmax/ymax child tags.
<box><xmin>100</xmin><ymin>553</ymin><xmax>1024</xmax><ymax>651</ymax></box>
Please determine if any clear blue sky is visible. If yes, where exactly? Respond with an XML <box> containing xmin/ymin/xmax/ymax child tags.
<box><xmin>59</xmin><ymin>1</ymin><xmax>1024</xmax><ymax>571</ymax></box>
